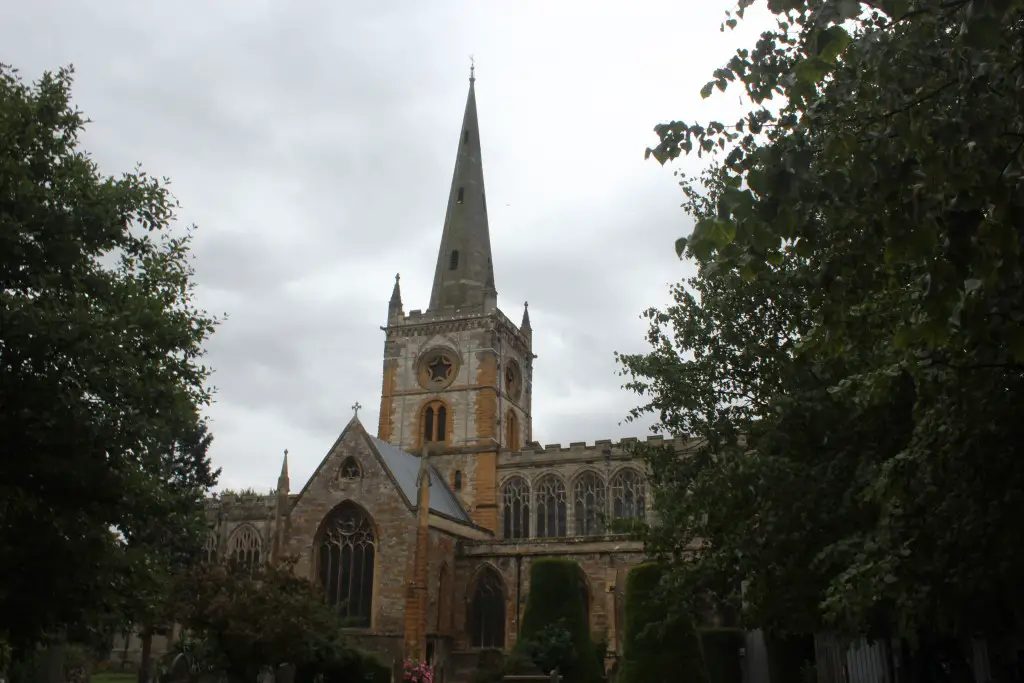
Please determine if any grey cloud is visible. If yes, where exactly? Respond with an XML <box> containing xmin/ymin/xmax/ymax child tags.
<box><xmin>4</xmin><ymin>0</ymin><xmax>774</xmax><ymax>490</ymax></box>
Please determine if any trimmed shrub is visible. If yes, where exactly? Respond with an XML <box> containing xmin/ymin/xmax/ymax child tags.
<box><xmin>519</xmin><ymin>559</ymin><xmax>602</xmax><ymax>683</ymax></box>
<box><xmin>619</xmin><ymin>563</ymin><xmax>709</xmax><ymax>683</ymax></box>
<box><xmin>700</xmin><ymin>628</ymin><xmax>745</xmax><ymax>683</ymax></box>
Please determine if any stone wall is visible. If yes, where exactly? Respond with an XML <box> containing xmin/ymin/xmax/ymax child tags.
<box><xmin>453</xmin><ymin>538</ymin><xmax>647</xmax><ymax>654</ymax></box>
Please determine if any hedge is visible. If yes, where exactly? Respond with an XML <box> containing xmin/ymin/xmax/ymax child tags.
<box><xmin>619</xmin><ymin>563</ymin><xmax>709</xmax><ymax>683</ymax></box>
<box><xmin>518</xmin><ymin>559</ymin><xmax>602</xmax><ymax>683</ymax></box>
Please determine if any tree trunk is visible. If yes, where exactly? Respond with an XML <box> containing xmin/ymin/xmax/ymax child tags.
<box><xmin>138</xmin><ymin>628</ymin><xmax>152</xmax><ymax>683</ymax></box>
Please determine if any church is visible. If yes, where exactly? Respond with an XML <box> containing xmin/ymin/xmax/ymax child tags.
<box><xmin>201</xmin><ymin>70</ymin><xmax>684</xmax><ymax>679</ymax></box>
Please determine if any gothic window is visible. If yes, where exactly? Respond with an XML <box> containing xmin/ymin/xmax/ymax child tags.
<box><xmin>318</xmin><ymin>502</ymin><xmax>375</xmax><ymax>627</ymax></box>
<box><xmin>422</xmin><ymin>401</ymin><xmax>447</xmax><ymax>443</ymax></box>
<box><xmin>457</xmin><ymin>187</ymin><xmax>465</xmax><ymax>203</ymax></box>
<box><xmin>505</xmin><ymin>410</ymin><xmax>520</xmax><ymax>451</ymax></box>
<box><xmin>610</xmin><ymin>468</ymin><xmax>647</xmax><ymax>524</ymax></box>
<box><xmin>227</xmin><ymin>525</ymin><xmax>262</xmax><ymax>569</ymax></box>
<box><xmin>203</xmin><ymin>531</ymin><xmax>218</xmax><ymax>563</ymax></box>
<box><xmin>453</xmin><ymin>470</ymin><xmax>463</xmax><ymax>490</ymax></box>
<box><xmin>501</xmin><ymin>476</ymin><xmax>530</xmax><ymax>540</ymax></box>
<box><xmin>535</xmin><ymin>474</ymin><xmax>568</xmax><ymax>538</ymax></box>
<box><xmin>450</xmin><ymin>250</ymin><xmax>460</xmax><ymax>270</ymax></box>
<box><xmin>339</xmin><ymin>456</ymin><xmax>362</xmax><ymax>480</ymax></box>
<box><xmin>468</xmin><ymin>566</ymin><xmax>505</xmax><ymax>649</ymax></box>
<box><xmin>573</xmin><ymin>471</ymin><xmax>606</xmax><ymax>536</ymax></box>
<box><xmin>437</xmin><ymin>564</ymin><xmax>453</xmax><ymax>634</ymax></box>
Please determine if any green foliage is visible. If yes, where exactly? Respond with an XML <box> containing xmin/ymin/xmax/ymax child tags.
<box><xmin>619</xmin><ymin>564</ymin><xmax>708</xmax><ymax>683</ymax></box>
<box><xmin>699</xmin><ymin>629</ymin><xmax>745</xmax><ymax>683</ymax></box>
<box><xmin>0</xmin><ymin>62</ymin><xmax>220</xmax><ymax>654</ymax></box>
<box><xmin>620</xmin><ymin>0</ymin><xmax>1024</xmax><ymax>642</ymax></box>
<box><xmin>519</xmin><ymin>559</ymin><xmax>601</xmax><ymax>682</ymax></box>
<box><xmin>173</xmin><ymin>559</ymin><xmax>342</xmax><ymax>682</ymax></box>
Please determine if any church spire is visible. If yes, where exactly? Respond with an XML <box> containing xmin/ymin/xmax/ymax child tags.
<box><xmin>428</xmin><ymin>67</ymin><xmax>494</xmax><ymax>313</ymax></box>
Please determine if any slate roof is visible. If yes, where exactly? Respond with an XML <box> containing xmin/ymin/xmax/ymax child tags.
<box><xmin>368</xmin><ymin>436</ymin><xmax>471</xmax><ymax>523</ymax></box>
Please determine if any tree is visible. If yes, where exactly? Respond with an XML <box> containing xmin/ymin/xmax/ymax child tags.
<box><xmin>0</xmin><ymin>63</ymin><xmax>219</xmax><ymax>660</ymax></box>
<box><xmin>172</xmin><ymin>559</ymin><xmax>348</xmax><ymax>683</ymax></box>
<box><xmin>120</xmin><ymin>419</ymin><xmax>219</xmax><ymax>683</ymax></box>
<box><xmin>619</xmin><ymin>0</ymin><xmax>1024</xmax><ymax>644</ymax></box>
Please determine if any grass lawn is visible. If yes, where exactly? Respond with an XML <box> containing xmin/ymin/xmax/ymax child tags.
<box><xmin>92</xmin><ymin>673</ymin><xmax>137</xmax><ymax>683</ymax></box>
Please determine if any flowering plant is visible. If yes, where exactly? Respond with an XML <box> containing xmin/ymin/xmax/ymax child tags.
<box><xmin>403</xmin><ymin>658</ymin><xmax>435</xmax><ymax>683</ymax></box>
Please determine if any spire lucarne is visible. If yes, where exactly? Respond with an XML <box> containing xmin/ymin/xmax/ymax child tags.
<box><xmin>427</xmin><ymin>67</ymin><xmax>495</xmax><ymax>313</ymax></box>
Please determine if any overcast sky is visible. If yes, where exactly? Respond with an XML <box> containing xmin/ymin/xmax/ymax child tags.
<box><xmin>3</xmin><ymin>0</ymin><xmax>773</xmax><ymax>491</ymax></box>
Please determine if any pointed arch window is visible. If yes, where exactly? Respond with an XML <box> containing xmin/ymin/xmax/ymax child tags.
<box><xmin>610</xmin><ymin>468</ymin><xmax>647</xmax><ymax>524</ymax></box>
<box><xmin>450</xmin><ymin>250</ymin><xmax>460</xmax><ymax>270</ymax></box>
<box><xmin>227</xmin><ymin>525</ymin><xmax>262</xmax><ymax>569</ymax></box>
<box><xmin>203</xmin><ymin>531</ymin><xmax>218</xmax><ymax>563</ymax></box>
<box><xmin>318</xmin><ymin>502</ymin><xmax>375</xmax><ymax>627</ymax></box>
<box><xmin>453</xmin><ymin>470</ymin><xmax>463</xmax><ymax>490</ymax></box>
<box><xmin>535</xmin><ymin>474</ymin><xmax>568</xmax><ymax>538</ymax></box>
<box><xmin>573</xmin><ymin>471</ymin><xmax>606</xmax><ymax>536</ymax></box>
<box><xmin>457</xmin><ymin>187</ymin><xmax>465</xmax><ymax>203</ymax></box>
<box><xmin>501</xmin><ymin>476</ymin><xmax>530</xmax><ymax>540</ymax></box>
<box><xmin>505</xmin><ymin>410</ymin><xmax>520</xmax><ymax>451</ymax></box>
<box><xmin>468</xmin><ymin>566</ymin><xmax>506</xmax><ymax>649</ymax></box>
<box><xmin>339</xmin><ymin>456</ymin><xmax>362</xmax><ymax>480</ymax></box>
<box><xmin>423</xmin><ymin>401</ymin><xmax>447</xmax><ymax>443</ymax></box>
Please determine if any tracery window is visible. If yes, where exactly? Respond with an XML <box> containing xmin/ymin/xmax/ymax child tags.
<box><xmin>318</xmin><ymin>502</ymin><xmax>375</xmax><ymax>627</ymax></box>
<box><xmin>610</xmin><ymin>468</ymin><xmax>647</xmax><ymax>523</ymax></box>
<box><xmin>468</xmin><ymin>566</ymin><xmax>505</xmax><ymax>649</ymax></box>
<box><xmin>422</xmin><ymin>401</ymin><xmax>447</xmax><ymax>443</ymax></box>
<box><xmin>501</xmin><ymin>476</ymin><xmax>530</xmax><ymax>539</ymax></box>
<box><xmin>339</xmin><ymin>456</ymin><xmax>362</xmax><ymax>480</ymax></box>
<box><xmin>573</xmin><ymin>471</ymin><xmax>606</xmax><ymax>536</ymax></box>
<box><xmin>203</xmin><ymin>531</ymin><xmax>218</xmax><ymax>563</ymax></box>
<box><xmin>535</xmin><ymin>474</ymin><xmax>568</xmax><ymax>538</ymax></box>
<box><xmin>227</xmin><ymin>525</ymin><xmax>262</xmax><ymax>569</ymax></box>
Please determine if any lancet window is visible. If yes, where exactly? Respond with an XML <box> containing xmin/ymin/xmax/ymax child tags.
<box><xmin>468</xmin><ymin>566</ymin><xmax>505</xmax><ymax>649</ymax></box>
<box><xmin>573</xmin><ymin>471</ymin><xmax>606</xmax><ymax>536</ymax></box>
<box><xmin>610</xmin><ymin>468</ymin><xmax>647</xmax><ymax>523</ymax></box>
<box><xmin>535</xmin><ymin>474</ymin><xmax>568</xmax><ymax>538</ymax></box>
<box><xmin>501</xmin><ymin>476</ymin><xmax>530</xmax><ymax>540</ymax></box>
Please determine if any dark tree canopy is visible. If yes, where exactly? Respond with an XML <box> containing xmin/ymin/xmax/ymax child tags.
<box><xmin>619</xmin><ymin>0</ymin><xmax>1024</xmax><ymax>640</ymax></box>
<box><xmin>0</xmin><ymin>64</ymin><xmax>219</xmax><ymax>650</ymax></box>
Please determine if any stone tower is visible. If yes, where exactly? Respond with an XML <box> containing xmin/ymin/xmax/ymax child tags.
<box><xmin>376</xmin><ymin>69</ymin><xmax>534</xmax><ymax>532</ymax></box>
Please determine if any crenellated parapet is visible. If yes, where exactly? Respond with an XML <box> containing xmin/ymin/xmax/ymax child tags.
<box><xmin>499</xmin><ymin>434</ymin><xmax>694</xmax><ymax>467</ymax></box>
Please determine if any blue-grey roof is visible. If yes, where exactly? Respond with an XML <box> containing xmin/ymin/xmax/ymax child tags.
<box><xmin>368</xmin><ymin>436</ymin><xmax>471</xmax><ymax>523</ymax></box>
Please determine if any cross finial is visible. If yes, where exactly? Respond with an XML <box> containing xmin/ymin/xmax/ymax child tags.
<box><xmin>469</xmin><ymin>55</ymin><xmax>475</xmax><ymax>82</ymax></box>
<box><xmin>524</xmin><ymin>301</ymin><xmax>529</xmax><ymax>308</ymax></box>
<box><xmin>352</xmin><ymin>401</ymin><xmax>362</xmax><ymax>418</ymax></box>
<box><xmin>395</xmin><ymin>272</ymin><xmax>400</xmax><ymax>285</ymax></box>
<box><xmin>284</xmin><ymin>448</ymin><xmax>288</xmax><ymax>457</ymax></box>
